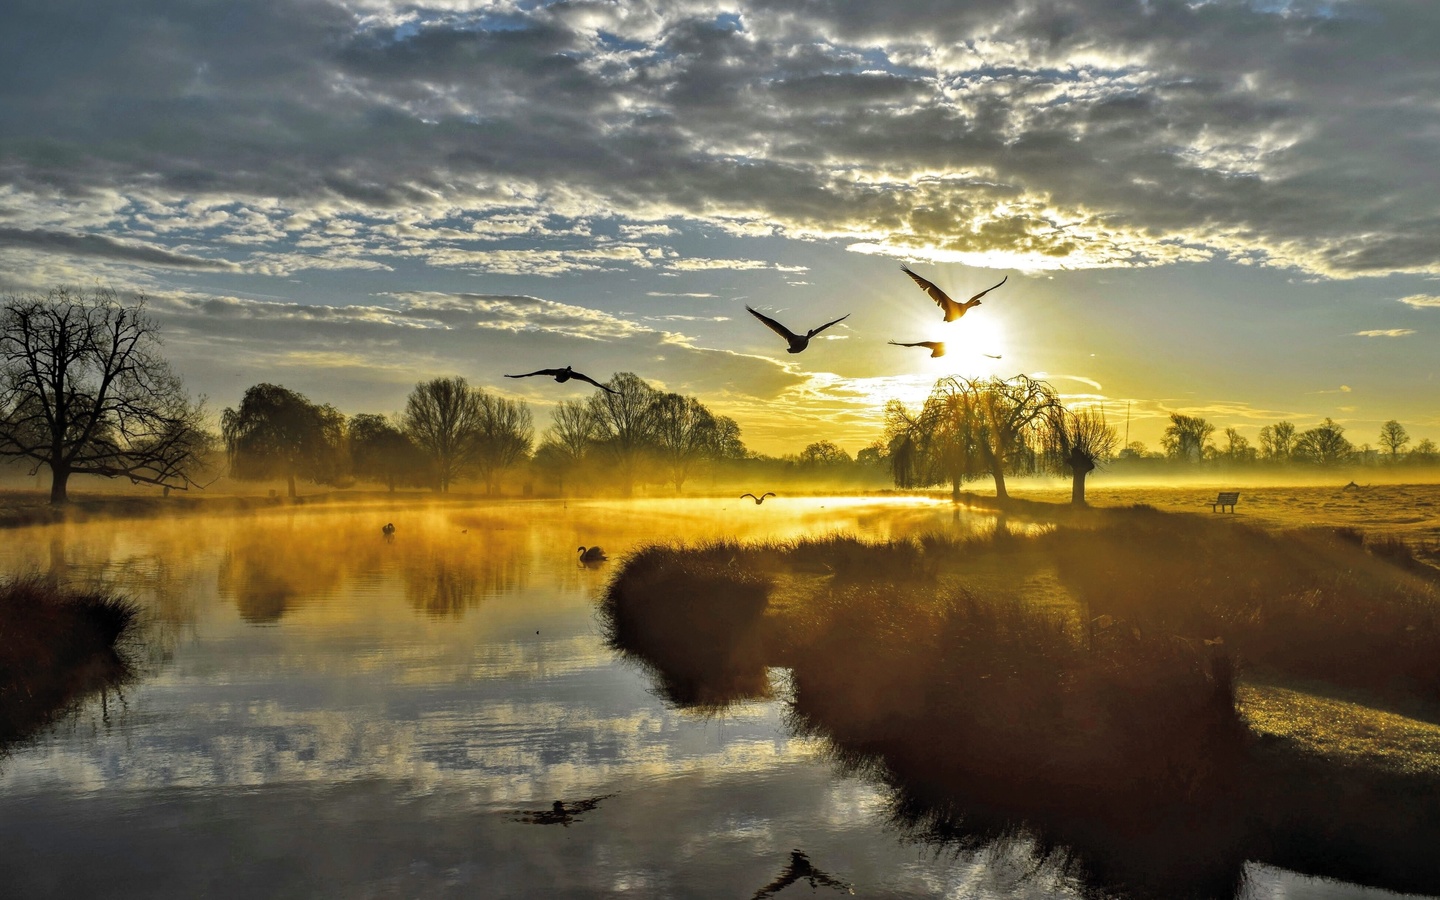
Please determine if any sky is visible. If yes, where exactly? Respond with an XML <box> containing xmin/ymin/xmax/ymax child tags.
<box><xmin>2</xmin><ymin>0</ymin><xmax>1438</xmax><ymax>456</ymax></box>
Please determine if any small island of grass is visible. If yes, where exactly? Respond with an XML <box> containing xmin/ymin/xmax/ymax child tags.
<box><xmin>0</xmin><ymin>576</ymin><xmax>139</xmax><ymax>750</ymax></box>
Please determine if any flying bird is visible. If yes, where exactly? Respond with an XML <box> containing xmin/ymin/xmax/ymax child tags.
<box><xmin>505</xmin><ymin>366</ymin><xmax>617</xmax><ymax>394</ymax></box>
<box><xmin>984</xmin><ymin>353</ymin><xmax>1002</xmax><ymax>359</ymax></box>
<box><xmin>888</xmin><ymin>340</ymin><xmax>945</xmax><ymax>358</ymax></box>
<box><xmin>740</xmin><ymin>492</ymin><xmax>776</xmax><ymax>505</ymax></box>
<box><xmin>746</xmin><ymin>306</ymin><xmax>849</xmax><ymax>354</ymax></box>
<box><xmin>901</xmin><ymin>265</ymin><xmax>1007</xmax><ymax>322</ymax></box>
<box><xmin>578</xmin><ymin>545</ymin><xmax>608</xmax><ymax>563</ymax></box>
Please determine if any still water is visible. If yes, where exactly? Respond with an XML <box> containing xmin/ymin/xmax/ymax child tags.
<box><xmin>0</xmin><ymin>498</ymin><xmax>1420</xmax><ymax>898</ymax></box>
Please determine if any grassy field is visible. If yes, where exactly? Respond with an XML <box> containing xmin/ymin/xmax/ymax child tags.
<box><xmin>601</xmin><ymin>498</ymin><xmax>1440</xmax><ymax>898</ymax></box>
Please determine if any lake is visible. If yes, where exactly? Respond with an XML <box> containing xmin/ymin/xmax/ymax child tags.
<box><xmin>0</xmin><ymin>498</ymin><xmax>1423</xmax><ymax>899</ymax></box>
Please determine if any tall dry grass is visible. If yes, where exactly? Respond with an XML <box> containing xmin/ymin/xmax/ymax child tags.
<box><xmin>0</xmin><ymin>575</ymin><xmax>138</xmax><ymax>749</ymax></box>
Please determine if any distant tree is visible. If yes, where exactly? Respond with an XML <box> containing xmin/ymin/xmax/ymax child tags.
<box><xmin>1411</xmin><ymin>438</ymin><xmax>1438</xmax><ymax>464</ymax></box>
<box><xmin>473</xmin><ymin>393</ymin><xmax>533</xmax><ymax>495</ymax></box>
<box><xmin>1222</xmin><ymin>428</ymin><xmax>1256</xmax><ymax>463</ymax></box>
<box><xmin>1258</xmin><ymin>421</ymin><xmax>1296</xmax><ymax>462</ymax></box>
<box><xmin>1117</xmin><ymin>440</ymin><xmax>1151</xmax><ymax>460</ymax></box>
<box><xmin>348</xmin><ymin>413</ymin><xmax>425</xmax><ymax>491</ymax></box>
<box><xmin>222</xmin><ymin>383</ymin><xmax>344</xmax><ymax>498</ymax></box>
<box><xmin>649</xmin><ymin>392</ymin><xmax>716</xmax><ymax>492</ymax></box>
<box><xmin>1044</xmin><ymin>406</ymin><xmax>1118</xmax><ymax>506</ymax></box>
<box><xmin>0</xmin><ymin>287</ymin><xmax>210</xmax><ymax>504</ymax></box>
<box><xmin>587</xmin><ymin>372</ymin><xmax>659</xmax><ymax>496</ymax></box>
<box><xmin>1293</xmin><ymin>418</ymin><xmax>1354</xmax><ymax>466</ymax></box>
<box><xmin>1379</xmin><ymin>420</ymin><xmax>1410</xmax><ymax>459</ymax></box>
<box><xmin>403</xmin><ymin>376</ymin><xmax>483</xmax><ymax>493</ymax></box>
<box><xmin>709</xmin><ymin>415</ymin><xmax>747</xmax><ymax>461</ymax></box>
<box><xmin>1161</xmin><ymin>413</ymin><xmax>1214</xmax><ymax>463</ymax></box>
<box><xmin>923</xmin><ymin>375</ymin><xmax>1056</xmax><ymax>500</ymax></box>
<box><xmin>539</xmin><ymin>399</ymin><xmax>599</xmax><ymax>495</ymax></box>
<box><xmin>856</xmin><ymin>443</ymin><xmax>886</xmax><ymax>468</ymax></box>
<box><xmin>798</xmin><ymin>440</ymin><xmax>852</xmax><ymax>467</ymax></box>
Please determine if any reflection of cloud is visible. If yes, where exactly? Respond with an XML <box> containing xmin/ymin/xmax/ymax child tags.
<box><xmin>1353</xmin><ymin>329</ymin><xmax>1415</xmax><ymax>337</ymax></box>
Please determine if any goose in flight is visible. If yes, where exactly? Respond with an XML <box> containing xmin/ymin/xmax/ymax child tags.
<box><xmin>740</xmin><ymin>492</ymin><xmax>776</xmax><ymax>505</ymax></box>
<box><xmin>888</xmin><ymin>340</ymin><xmax>945</xmax><ymax>358</ymax></box>
<box><xmin>901</xmin><ymin>265</ymin><xmax>1007</xmax><ymax>322</ymax></box>
<box><xmin>505</xmin><ymin>366</ymin><xmax>618</xmax><ymax>395</ymax></box>
<box><xmin>578</xmin><ymin>545</ymin><xmax>608</xmax><ymax>563</ymax></box>
<box><xmin>984</xmin><ymin>353</ymin><xmax>1002</xmax><ymax>359</ymax></box>
<box><xmin>746</xmin><ymin>306</ymin><xmax>849</xmax><ymax>354</ymax></box>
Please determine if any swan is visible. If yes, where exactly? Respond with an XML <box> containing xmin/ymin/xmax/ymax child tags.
<box><xmin>578</xmin><ymin>545</ymin><xmax>608</xmax><ymax>563</ymax></box>
<box><xmin>505</xmin><ymin>366</ymin><xmax>618</xmax><ymax>395</ymax></box>
<box><xmin>745</xmin><ymin>306</ymin><xmax>849</xmax><ymax>354</ymax></box>
<box><xmin>740</xmin><ymin>492</ymin><xmax>776</xmax><ymax>505</ymax></box>
<box><xmin>901</xmin><ymin>265</ymin><xmax>1006</xmax><ymax>322</ymax></box>
<box><xmin>381</xmin><ymin>523</ymin><xmax>395</xmax><ymax>537</ymax></box>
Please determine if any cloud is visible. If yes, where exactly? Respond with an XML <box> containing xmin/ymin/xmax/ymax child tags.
<box><xmin>1399</xmin><ymin>295</ymin><xmax>1440</xmax><ymax>309</ymax></box>
<box><xmin>1352</xmin><ymin>329</ymin><xmax>1415</xmax><ymax>338</ymax></box>
<box><xmin>3</xmin><ymin>0</ymin><xmax>1436</xmax><ymax>283</ymax></box>
<box><xmin>0</xmin><ymin>227</ymin><xmax>238</xmax><ymax>271</ymax></box>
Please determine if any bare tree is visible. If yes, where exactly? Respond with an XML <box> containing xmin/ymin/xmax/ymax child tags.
<box><xmin>1222</xmin><ymin>428</ymin><xmax>1255</xmax><ymax>463</ymax></box>
<box><xmin>649</xmin><ymin>392</ymin><xmax>715</xmax><ymax>492</ymax></box>
<box><xmin>587</xmin><ymin>372</ymin><xmax>658</xmax><ymax>496</ymax></box>
<box><xmin>474</xmin><ymin>393</ymin><xmax>533</xmax><ymax>495</ymax></box>
<box><xmin>222</xmin><ymin>383</ymin><xmax>344</xmax><ymax>498</ymax></box>
<box><xmin>1045</xmin><ymin>405</ymin><xmax>1118</xmax><ymax>506</ymax></box>
<box><xmin>1293</xmin><ymin>418</ymin><xmax>1354</xmax><ymax>466</ymax></box>
<box><xmin>1258</xmin><ymin>421</ymin><xmax>1296</xmax><ymax>461</ymax></box>
<box><xmin>882</xmin><ymin>399</ymin><xmax>926</xmax><ymax>489</ymax></box>
<box><xmin>403</xmin><ymin>376</ymin><xmax>484</xmax><ymax>493</ymax></box>
<box><xmin>1161</xmin><ymin>413</ymin><xmax>1214</xmax><ymax>463</ymax></box>
<box><xmin>0</xmin><ymin>287</ymin><xmax>209</xmax><ymax>504</ymax></box>
<box><xmin>1379</xmin><ymin>420</ymin><xmax>1410</xmax><ymax>458</ymax></box>
<box><xmin>798</xmin><ymin>440</ymin><xmax>852</xmax><ymax>467</ymax></box>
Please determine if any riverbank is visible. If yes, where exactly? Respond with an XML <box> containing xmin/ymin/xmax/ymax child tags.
<box><xmin>0</xmin><ymin>577</ymin><xmax>139</xmax><ymax>749</ymax></box>
<box><xmin>600</xmin><ymin>505</ymin><xmax>1440</xmax><ymax>898</ymax></box>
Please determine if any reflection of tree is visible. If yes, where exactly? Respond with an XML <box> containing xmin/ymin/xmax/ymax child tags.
<box><xmin>399</xmin><ymin>526</ymin><xmax>529</xmax><ymax>618</ymax></box>
<box><xmin>217</xmin><ymin>524</ymin><xmax>346</xmax><ymax>624</ymax></box>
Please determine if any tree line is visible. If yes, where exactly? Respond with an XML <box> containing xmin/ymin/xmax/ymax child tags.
<box><xmin>1137</xmin><ymin>413</ymin><xmax>1438</xmax><ymax>468</ymax></box>
<box><xmin>220</xmin><ymin>370</ymin><xmax>750</xmax><ymax>499</ymax></box>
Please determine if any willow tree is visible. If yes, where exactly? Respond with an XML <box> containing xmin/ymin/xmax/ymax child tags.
<box><xmin>921</xmin><ymin>375</ymin><xmax>1057</xmax><ymax>500</ymax></box>
<box><xmin>222</xmin><ymin>383</ymin><xmax>344</xmax><ymax>498</ymax></box>
<box><xmin>0</xmin><ymin>287</ymin><xmax>209</xmax><ymax>504</ymax></box>
<box><xmin>1044</xmin><ymin>406</ymin><xmax>1118</xmax><ymax>506</ymax></box>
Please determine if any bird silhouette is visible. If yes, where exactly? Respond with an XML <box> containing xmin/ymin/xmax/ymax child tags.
<box><xmin>740</xmin><ymin>492</ymin><xmax>776</xmax><ymax>505</ymax></box>
<box><xmin>381</xmin><ymin>523</ymin><xmax>395</xmax><ymax>540</ymax></box>
<box><xmin>505</xmin><ymin>366</ymin><xmax>618</xmax><ymax>394</ymax></box>
<box><xmin>983</xmin><ymin>353</ymin><xmax>1002</xmax><ymax>359</ymax></box>
<box><xmin>901</xmin><ymin>265</ymin><xmax>1006</xmax><ymax>322</ymax></box>
<box><xmin>511</xmin><ymin>794</ymin><xmax>617</xmax><ymax>828</ymax></box>
<box><xmin>750</xmin><ymin>850</ymin><xmax>854</xmax><ymax>899</ymax></box>
<box><xmin>578</xmin><ymin>545</ymin><xmax>608</xmax><ymax>563</ymax></box>
<box><xmin>888</xmin><ymin>340</ymin><xmax>945</xmax><ymax>358</ymax></box>
<box><xmin>746</xmin><ymin>306</ymin><xmax>849</xmax><ymax>354</ymax></box>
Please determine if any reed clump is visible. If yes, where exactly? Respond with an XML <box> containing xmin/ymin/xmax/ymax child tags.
<box><xmin>0</xmin><ymin>575</ymin><xmax>139</xmax><ymax>748</ymax></box>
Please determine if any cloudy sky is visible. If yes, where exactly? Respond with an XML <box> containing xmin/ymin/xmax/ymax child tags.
<box><xmin>2</xmin><ymin>0</ymin><xmax>1438</xmax><ymax>454</ymax></box>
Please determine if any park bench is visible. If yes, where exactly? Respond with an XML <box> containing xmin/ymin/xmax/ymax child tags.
<box><xmin>1210</xmin><ymin>491</ymin><xmax>1239</xmax><ymax>513</ymax></box>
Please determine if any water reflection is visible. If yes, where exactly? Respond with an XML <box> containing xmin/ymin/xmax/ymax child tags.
<box><xmin>510</xmin><ymin>793</ymin><xmax>619</xmax><ymax>827</ymax></box>
<box><xmin>0</xmin><ymin>499</ymin><xmax>1421</xmax><ymax>899</ymax></box>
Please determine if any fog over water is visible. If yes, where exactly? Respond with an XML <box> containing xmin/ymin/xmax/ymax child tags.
<box><xmin>0</xmin><ymin>499</ymin><xmax>1421</xmax><ymax>898</ymax></box>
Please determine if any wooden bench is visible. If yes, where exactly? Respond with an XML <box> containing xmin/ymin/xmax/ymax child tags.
<box><xmin>1210</xmin><ymin>491</ymin><xmax>1239</xmax><ymax>513</ymax></box>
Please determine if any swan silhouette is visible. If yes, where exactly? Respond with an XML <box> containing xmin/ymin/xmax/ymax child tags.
<box><xmin>740</xmin><ymin>492</ymin><xmax>776</xmax><ymax>505</ymax></box>
<box><xmin>381</xmin><ymin>523</ymin><xmax>395</xmax><ymax>540</ymax></box>
<box><xmin>505</xmin><ymin>366</ymin><xmax>618</xmax><ymax>395</ymax></box>
<box><xmin>901</xmin><ymin>265</ymin><xmax>1006</xmax><ymax>322</ymax></box>
<box><xmin>888</xmin><ymin>340</ymin><xmax>945</xmax><ymax>358</ymax></box>
<box><xmin>746</xmin><ymin>306</ymin><xmax>849</xmax><ymax>354</ymax></box>
<box><xmin>578</xmin><ymin>545</ymin><xmax>608</xmax><ymax>563</ymax></box>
